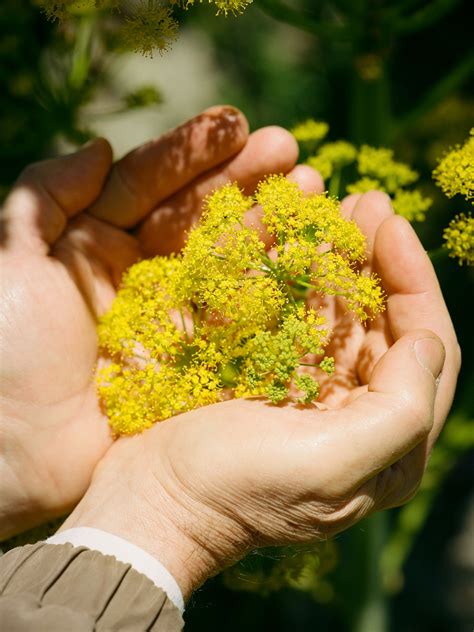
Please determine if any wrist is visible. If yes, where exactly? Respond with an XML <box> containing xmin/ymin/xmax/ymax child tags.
<box><xmin>61</xmin><ymin>491</ymin><xmax>212</xmax><ymax>600</ymax></box>
<box><xmin>58</xmin><ymin>435</ymin><xmax>246</xmax><ymax>600</ymax></box>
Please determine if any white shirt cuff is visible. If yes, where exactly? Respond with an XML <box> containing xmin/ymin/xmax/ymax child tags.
<box><xmin>47</xmin><ymin>527</ymin><xmax>184</xmax><ymax>613</ymax></box>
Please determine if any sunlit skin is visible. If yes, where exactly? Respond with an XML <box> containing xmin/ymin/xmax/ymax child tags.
<box><xmin>0</xmin><ymin>107</ymin><xmax>460</xmax><ymax>606</ymax></box>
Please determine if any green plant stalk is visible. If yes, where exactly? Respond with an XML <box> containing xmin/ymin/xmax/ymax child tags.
<box><xmin>353</xmin><ymin>513</ymin><xmax>389</xmax><ymax>632</ymax></box>
<box><xmin>349</xmin><ymin>58</ymin><xmax>391</xmax><ymax>145</ymax></box>
<box><xmin>328</xmin><ymin>169</ymin><xmax>342</xmax><ymax>198</ymax></box>
<box><xmin>69</xmin><ymin>14</ymin><xmax>96</xmax><ymax>91</ymax></box>
<box><xmin>344</xmin><ymin>16</ymin><xmax>391</xmax><ymax>632</ymax></box>
<box><xmin>381</xmin><ymin>413</ymin><xmax>474</xmax><ymax>593</ymax></box>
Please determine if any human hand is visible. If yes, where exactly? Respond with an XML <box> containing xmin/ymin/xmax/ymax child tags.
<box><xmin>61</xmin><ymin>188</ymin><xmax>460</xmax><ymax>601</ymax></box>
<box><xmin>0</xmin><ymin>106</ymin><xmax>300</xmax><ymax>538</ymax></box>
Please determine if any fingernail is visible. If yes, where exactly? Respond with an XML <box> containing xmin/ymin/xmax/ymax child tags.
<box><xmin>414</xmin><ymin>338</ymin><xmax>445</xmax><ymax>379</ymax></box>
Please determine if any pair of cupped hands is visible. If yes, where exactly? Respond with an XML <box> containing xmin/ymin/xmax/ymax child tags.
<box><xmin>0</xmin><ymin>106</ymin><xmax>460</xmax><ymax>599</ymax></box>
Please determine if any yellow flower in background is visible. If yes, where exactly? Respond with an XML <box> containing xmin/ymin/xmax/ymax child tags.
<box><xmin>314</xmin><ymin>141</ymin><xmax>357</xmax><ymax>171</ymax></box>
<box><xmin>290</xmin><ymin>119</ymin><xmax>329</xmax><ymax>143</ymax></box>
<box><xmin>357</xmin><ymin>145</ymin><xmax>418</xmax><ymax>193</ymax></box>
<box><xmin>432</xmin><ymin>128</ymin><xmax>474</xmax><ymax>266</ymax></box>
<box><xmin>98</xmin><ymin>176</ymin><xmax>384</xmax><ymax>435</ymax></box>
<box><xmin>392</xmin><ymin>189</ymin><xmax>433</xmax><ymax>222</ymax></box>
<box><xmin>122</xmin><ymin>2</ymin><xmax>178</xmax><ymax>56</ymax></box>
<box><xmin>37</xmin><ymin>0</ymin><xmax>252</xmax><ymax>57</ymax></box>
<box><xmin>171</xmin><ymin>0</ymin><xmax>253</xmax><ymax>14</ymax></box>
<box><xmin>433</xmin><ymin>129</ymin><xmax>474</xmax><ymax>200</ymax></box>
<box><xmin>346</xmin><ymin>177</ymin><xmax>382</xmax><ymax>194</ymax></box>
<box><xmin>443</xmin><ymin>213</ymin><xmax>474</xmax><ymax>266</ymax></box>
<box><xmin>293</xmin><ymin>119</ymin><xmax>432</xmax><ymax>222</ymax></box>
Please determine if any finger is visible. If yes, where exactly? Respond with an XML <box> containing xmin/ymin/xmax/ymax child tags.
<box><xmin>302</xmin><ymin>330</ymin><xmax>445</xmax><ymax>497</ymax></box>
<box><xmin>286</xmin><ymin>164</ymin><xmax>324</xmax><ymax>193</ymax></box>
<box><xmin>351</xmin><ymin>190</ymin><xmax>394</xmax><ymax>269</ymax></box>
<box><xmin>1</xmin><ymin>139</ymin><xmax>112</xmax><ymax>254</ymax></box>
<box><xmin>341</xmin><ymin>193</ymin><xmax>393</xmax><ymax>390</ymax></box>
<box><xmin>89</xmin><ymin>106</ymin><xmax>249</xmax><ymax>229</ymax></box>
<box><xmin>304</xmin><ymin>192</ymin><xmax>394</xmax><ymax>404</ymax></box>
<box><xmin>138</xmin><ymin>126</ymin><xmax>299</xmax><ymax>256</ymax></box>
<box><xmin>340</xmin><ymin>193</ymin><xmax>361</xmax><ymax>219</ymax></box>
<box><xmin>244</xmin><ymin>164</ymin><xmax>325</xmax><ymax>249</ymax></box>
<box><xmin>356</xmin><ymin>315</ymin><xmax>393</xmax><ymax>385</ymax></box>
<box><xmin>374</xmin><ymin>215</ymin><xmax>461</xmax><ymax>449</ymax></box>
<box><xmin>53</xmin><ymin>214</ymin><xmax>141</xmax><ymax>311</ymax></box>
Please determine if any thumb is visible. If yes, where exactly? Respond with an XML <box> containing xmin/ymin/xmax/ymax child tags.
<box><xmin>318</xmin><ymin>330</ymin><xmax>445</xmax><ymax>495</ymax></box>
<box><xmin>368</xmin><ymin>328</ymin><xmax>445</xmax><ymax>405</ymax></box>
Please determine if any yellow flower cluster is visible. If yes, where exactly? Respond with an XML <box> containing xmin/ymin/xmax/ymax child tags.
<box><xmin>433</xmin><ymin>129</ymin><xmax>474</xmax><ymax>200</ymax></box>
<box><xmin>38</xmin><ymin>0</ymin><xmax>251</xmax><ymax>55</ymax></box>
<box><xmin>356</xmin><ymin>145</ymin><xmax>418</xmax><ymax>193</ymax></box>
<box><xmin>347</xmin><ymin>146</ymin><xmax>432</xmax><ymax>221</ymax></box>
<box><xmin>122</xmin><ymin>2</ymin><xmax>178</xmax><ymax>57</ymax></box>
<box><xmin>37</xmin><ymin>0</ymin><xmax>118</xmax><ymax>20</ymax></box>
<box><xmin>290</xmin><ymin>119</ymin><xmax>329</xmax><ymax>143</ymax></box>
<box><xmin>307</xmin><ymin>141</ymin><xmax>357</xmax><ymax>180</ymax></box>
<box><xmin>292</xmin><ymin>120</ymin><xmax>433</xmax><ymax>222</ymax></box>
<box><xmin>443</xmin><ymin>214</ymin><xmax>474</xmax><ymax>266</ymax></box>
<box><xmin>433</xmin><ymin>129</ymin><xmax>474</xmax><ymax>265</ymax></box>
<box><xmin>98</xmin><ymin>176</ymin><xmax>384</xmax><ymax>435</ymax></box>
<box><xmin>173</xmin><ymin>0</ymin><xmax>252</xmax><ymax>14</ymax></box>
<box><xmin>391</xmin><ymin>189</ymin><xmax>433</xmax><ymax>223</ymax></box>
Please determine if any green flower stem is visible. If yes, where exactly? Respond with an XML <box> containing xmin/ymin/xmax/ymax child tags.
<box><xmin>69</xmin><ymin>14</ymin><xmax>96</xmax><ymax>91</ymax></box>
<box><xmin>350</xmin><ymin>58</ymin><xmax>391</xmax><ymax>145</ymax></box>
<box><xmin>428</xmin><ymin>245</ymin><xmax>449</xmax><ymax>263</ymax></box>
<box><xmin>329</xmin><ymin>169</ymin><xmax>342</xmax><ymax>198</ymax></box>
<box><xmin>353</xmin><ymin>513</ymin><xmax>389</xmax><ymax>632</ymax></box>
<box><xmin>381</xmin><ymin>412</ymin><xmax>473</xmax><ymax>593</ymax></box>
<box><xmin>178</xmin><ymin>308</ymin><xmax>190</xmax><ymax>342</ymax></box>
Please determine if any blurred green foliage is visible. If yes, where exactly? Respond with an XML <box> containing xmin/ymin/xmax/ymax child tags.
<box><xmin>1</xmin><ymin>1</ymin><xmax>473</xmax><ymax>630</ymax></box>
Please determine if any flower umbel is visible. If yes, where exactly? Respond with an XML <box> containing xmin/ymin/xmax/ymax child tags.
<box><xmin>121</xmin><ymin>2</ymin><xmax>178</xmax><ymax>57</ymax></box>
<box><xmin>443</xmin><ymin>213</ymin><xmax>474</xmax><ymax>266</ymax></box>
<box><xmin>290</xmin><ymin>119</ymin><xmax>329</xmax><ymax>144</ymax></box>
<box><xmin>293</xmin><ymin>119</ymin><xmax>433</xmax><ymax>222</ymax></box>
<box><xmin>433</xmin><ymin>129</ymin><xmax>474</xmax><ymax>200</ymax></box>
<box><xmin>98</xmin><ymin>176</ymin><xmax>384</xmax><ymax>435</ymax></box>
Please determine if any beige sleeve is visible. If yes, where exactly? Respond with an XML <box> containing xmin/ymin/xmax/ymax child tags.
<box><xmin>0</xmin><ymin>542</ymin><xmax>184</xmax><ymax>631</ymax></box>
